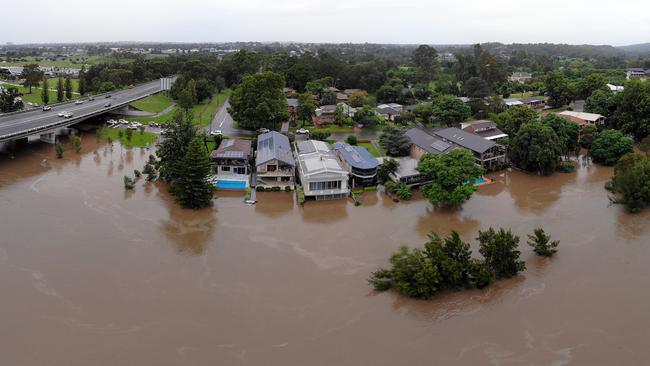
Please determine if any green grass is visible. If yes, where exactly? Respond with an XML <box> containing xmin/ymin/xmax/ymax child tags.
<box><xmin>358</xmin><ymin>142</ymin><xmax>380</xmax><ymax>157</ymax></box>
<box><xmin>131</xmin><ymin>93</ymin><xmax>174</xmax><ymax>113</ymax></box>
<box><xmin>126</xmin><ymin>89</ymin><xmax>231</xmax><ymax>126</ymax></box>
<box><xmin>100</xmin><ymin>128</ymin><xmax>158</xmax><ymax>148</ymax></box>
<box><xmin>0</xmin><ymin>53</ymin><xmax>169</xmax><ymax>68</ymax></box>
<box><xmin>1</xmin><ymin>81</ymin><xmax>79</xmax><ymax>105</ymax></box>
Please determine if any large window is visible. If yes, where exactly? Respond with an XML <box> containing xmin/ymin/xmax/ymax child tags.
<box><xmin>234</xmin><ymin>167</ymin><xmax>247</xmax><ymax>175</ymax></box>
<box><xmin>221</xmin><ymin>166</ymin><xmax>230</xmax><ymax>172</ymax></box>
<box><xmin>309</xmin><ymin>180</ymin><xmax>342</xmax><ymax>191</ymax></box>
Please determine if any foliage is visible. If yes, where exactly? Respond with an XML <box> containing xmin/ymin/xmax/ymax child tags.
<box><xmin>509</xmin><ymin>122</ymin><xmax>563</xmax><ymax>175</ymax></box>
<box><xmin>346</xmin><ymin>134</ymin><xmax>358</xmax><ymax>145</ymax></box>
<box><xmin>55</xmin><ymin>142</ymin><xmax>64</xmax><ymax>159</ymax></box>
<box><xmin>584</xmin><ymin>89</ymin><xmax>616</xmax><ymax>118</ymax></box>
<box><xmin>320</xmin><ymin>90</ymin><xmax>337</xmax><ymax>105</ymax></box>
<box><xmin>611</xmin><ymin>153</ymin><xmax>650</xmax><ymax>213</ymax></box>
<box><xmin>611</xmin><ymin>80</ymin><xmax>650</xmax><ymax>140</ymax></box>
<box><xmin>590</xmin><ymin>129</ymin><xmax>633</xmax><ymax>166</ymax></box>
<box><xmin>98</xmin><ymin>81</ymin><xmax>116</xmax><ymax>93</ymax></box>
<box><xmin>228</xmin><ymin>72</ymin><xmax>289</xmax><ymax>130</ymax></box>
<box><xmin>412</xmin><ymin>45</ymin><xmax>439</xmax><ymax>82</ymax></box>
<box><xmin>309</xmin><ymin>130</ymin><xmax>330</xmax><ymax>141</ymax></box>
<box><xmin>297</xmin><ymin>92</ymin><xmax>317</xmax><ymax>122</ymax></box>
<box><xmin>123</xmin><ymin>176</ymin><xmax>135</xmax><ymax>190</ymax></box>
<box><xmin>527</xmin><ymin>228</ymin><xmax>559</xmax><ymax>257</ymax></box>
<box><xmin>379</xmin><ymin>127</ymin><xmax>411</xmax><ymax>157</ymax></box>
<box><xmin>432</xmin><ymin>95</ymin><xmax>472</xmax><ymax>126</ymax></box>
<box><xmin>477</xmin><ymin>228</ymin><xmax>526</xmax><ymax>279</ymax></box>
<box><xmin>349</xmin><ymin>90</ymin><xmax>369</xmax><ymax>108</ymax></box>
<box><xmin>377</xmin><ymin>158</ymin><xmax>400</xmax><ymax>182</ymax></box>
<box><xmin>56</xmin><ymin>78</ymin><xmax>64</xmax><ymax>102</ymax></box>
<box><xmin>463</xmin><ymin>77</ymin><xmax>490</xmax><ymax>98</ymax></box>
<box><xmin>41</xmin><ymin>76</ymin><xmax>49</xmax><ymax>105</ymax></box>
<box><xmin>576</xmin><ymin>73</ymin><xmax>607</xmax><ymax>99</ymax></box>
<box><xmin>544</xmin><ymin>70</ymin><xmax>573</xmax><ymax>108</ymax></box>
<box><xmin>580</xmin><ymin>124</ymin><xmax>599</xmax><ymax>149</ymax></box>
<box><xmin>417</xmin><ymin>149</ymin><xmax>484</xmax><ymax>207</ymax></box>
<box><xmin>640</xmin><ymin>136</ymin><xmax>650</xmax><ymax>156</ymax></box>
<box><xmin>157</xmin><ymin>110</ymin><xmax>197</xmax><ymax>181</ymax></box>
<box><xmin>78</xmin><ymin>66</ymin><xmax>86</xmax><ymax>96</ymax></box>
<box><xmin>134</xmin><ymin>169</ymin><xmax>141</xmax><ymax>178</ymax></box>
<box><xmin>353</xmin><ymin>106</ymin><xmax>381</xmax><ymax>127</ymax></box>
<box><xmin>495</xmin><ymin>106</ymin><xmax>538</xmax><ymax>135</ymax></box>
<box><xmin>170</xmin><ymin>138</ymin><xmax>215</xmax><ymax>209</ymax></box>
<box><xmin>556</xmin><ymin>161</ymin><xmax>576</xmax><ymax>173</ymax></box>
<box><xmin>125</xmin><ymin>128</ymin><xmax>134</xmax><ymax>141</ymax></box>
<box><xmin>0</xmin><ymin>87</ymin><xmax>24</xmax><ymax>112</ymax></box>
<box><xmin>384</xmin><ymin>181</ymin><xmax>412</xmax><ymax>200</ymax></box>
<box><xmin>542</xmin><ymin>115</ymin><xmax>579</xmax><ymax>155</ymax></box>
<box><xmin>412</xmin><ymin>102</ymin><xmax>435</xmax><ymax>123</ymax></box>
<box><xmin>70</xmin><ymin>134</ymin><xmax>82</xmax><ymax>153</ymax></box>
<box><xmin>21</xmin><ymin>63</ymin><xmax>43</xmax><ymax>93</ymax></box>
<box><xmin>64</xmin><ymin>77</ymin><xmax>73</xmax><ymax>100</ymax></box>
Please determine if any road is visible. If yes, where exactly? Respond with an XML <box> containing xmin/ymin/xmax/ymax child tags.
<box><xmin>208</xmin><ymin>99</ymin><xmax>252</xmax><ymax>138</ymax></box>
<box><xmin>0</xmin><ymin>79</ymin><xmax>163</xmax><ymax>142</ymax></box>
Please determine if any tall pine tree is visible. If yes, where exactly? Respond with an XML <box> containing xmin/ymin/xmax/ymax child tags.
<box><xmin>41</xmin><ymin>76</ymin><xmax>49</xmax><ymax>105</ymax></box>
<box><xmin>64</xmin><ymin>77</ymin><xmax>73</xmax><ymax>100</ymax></box>
<box><xmin>56</xmin><ymin>77</ymin><xmax>64</xmax><ymax>102</ymax></box>
<box><xmin>78</xmin><ymin>66</ymin><xmax>86</xmax><ymax>96</ymax></box>
<box><xmin>170</xmin><ymin>138</ymin><xmax>215</xmax><ymax>209</ymax></box>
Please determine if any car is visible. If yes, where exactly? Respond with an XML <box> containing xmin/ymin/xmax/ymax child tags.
<box><xmin>296</xmin><ymin>128</ymin><xmax>310</xmax><ymax>134</ymax></box>
<box><xmin>33</xmin><ymin>103</ymin><xmax>39</xmax><ymax>107</ymax></box>
<box><xmin>88</xmin><ymin>97</ymin><xmax>95</xmax><ymax>101</ymax></box>
<box><xmin>149</xmin><ymin>122</ymin><xmax>159</xmax><ymax>128</ymax></box>
<box><xmin>127</xmin><ymin>125</ymin><xmax>138</xmax><ymax>130</ymax></box>
<box><xmin>128</xmin><ymin>85</ymin><xmax>135</xmax><ymax>89</ymax></box>
<box><xmin>210</xmin><ymin>130</ymin><xmax>223</xmax><ymax>136</ymax></box>
<box><xmin>105</xmin><ymin>94</ymin><xmax>111</xmax><ymax>98</ymax></box>
<box><xmin>63</xmin><ymin>112</ymin><xmax>73</xmax><ymax>118</ymax></box>
<box><xmin>75</xmin><ymin>100</ymin><xmax>84</xmax><ymax>105</ymax></box>
<box><xmin>42</xmin><ymin>106</ymin><xmax>52</xmax><ymax>111</ymax></box>
<box><xmin>27</xmin><ymin>102</ymin><xmax>34</xmax><ymax>107</ymax></box>
<box><xmin>104</xmin><ymin>102</ymin><xmax>111</xmax><ymax>108</ymax></box>
<box><xmin>57</xmin><ymin>111</ymin><xmax>66</xmax><ymax>117</ymax></box>
<box><xmin>258</xmin><ymin>128</ymin><xmax>270</xmax><ymax>134</ymax></box>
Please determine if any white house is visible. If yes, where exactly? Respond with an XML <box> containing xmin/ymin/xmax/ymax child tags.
<box><xmin>295</xmin><ymin>140</ymin><xmax>349</xmax><ymax>200</ymax></box>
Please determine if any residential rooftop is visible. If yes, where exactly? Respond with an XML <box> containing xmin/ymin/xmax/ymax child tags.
<box><xmin>256</xmin><ymin>131</ymin><xmax>294</xmax><ymax>167</ymax></box>
<box><xmin>333</xmin><ymin>142</ymin><xmax>380</xmax><ymax>170</ymax></box>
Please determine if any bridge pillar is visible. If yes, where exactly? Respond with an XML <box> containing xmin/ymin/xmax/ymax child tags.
<box><xmin>15</xmin><ymin>137</ymin><xmax>28</xmax><ymax>147</ymax></box>
<box><xmin>40</xmin><ymin>133</ymin><xmax>57</xmax><ymax>144</ymax></box>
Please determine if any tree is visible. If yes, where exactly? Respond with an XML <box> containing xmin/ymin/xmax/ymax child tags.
<box><xmin>412</xmin><ymin>102</ymin><xmax>435</xmax><ymax>123</ymax></box>
<box><xmin>286</xmin><ymin>63</ymin><xmax>315</xmax><ymax>92</ymax></box>
<box><xmin>463</xmin><ymin>77</ymin><xmax>490</xmax><ymax>98</ymax></box>
<box><xmin>353</xmin><ymin>106</ymin><xmax>381</xmax><ymax>128</ymax></box>
<box><xmin>297</xmin><ymin>92</ymin><xmax>316</xmax><ymax>122</ymax></box>
<box><xmin>309</xmin><ymin>130</ymin><xmax>330</xmax><ymax>141</ymax></box>
<box><xmin>590</xmin><ymin>129</ymin><xmax>633</xmax><ymax>166</ymax></box>
<box><xmin>376</xmin><ymin>83</ymin><xmax>402</xmax><ymax>103</ymax></box>
<box><xmin>544</xmin><ymin>70</ymin><xmax>573</xmax><ymax>108</ymax></box>
<box><xmin>384</xmin><ymin>181</ymin><xmax>412</xmax><ymax>200</ymax></box>
<box><xmin>70</xmin><ymin>134</ymin><xmax>82</xmax><ymax>153</ymax></box>
<box><xmin>346</xmin><ymin>134</ymin><xmax>358</xmax><ymax>145</ymax></box>
<box><xmin>584</xmin><ymin>89</ymin><xmax>616</xmax><ymax>118</ymax></box>
<box><xmin>56</xmin><ymin>77</ymin><xmax>64</xmax><ymax>102</ymax></box>
<box><xmin>0</xmin><ymin>87</ymin><xmax>23</xmax><ymax>113</ymax></box>
<box><xmin>170</xmin><ymin>138</ymin><xmax>215</xmax><ymax>209</ymax></box>
<box><xmin>125</xmin><ymin>128</ymin><xmax>134</xmax><ymax>142</ymax></box>
<box><xmin>432</xmin><ymin>95</ymin><xmax>471</xmax><ymax>126</ymax></box>
<box><xmin>41</xmin><ymin>76</ymin><xmax>49</xmax><ymax>105</ymax></box>
<box><xmin>21</xmin><ymin>63</ymin><xmax>43</xmax><ymax>94</ymax></box>
<box><xmin>320</xmin><ymin>90</ymin><xmax>337</xmax><ymax>105</ymax></box>
<box><xmin>611</xmin><ymin>80</ymin><xmax>650</xmax><ymax>140</ymax></box>
<box><xmin>379</xmin><ymin>127</ymin><xmax>411</xmax><ymax>157</ymax></box>
<box><xmin>495</xmin><ymin>106</ymin><xmax>538</xmax><ymax>135</ymax></box>
<box><xmin>509</xmin><ymin>122</ymin><xmax>563</xmax><ymax>175</ymax></box>
<box><xmin>640</xmin><ymin>136</ymin><xmax>650</xmax><ymax>156</ymax></box>
<box><xmin>157</xmin><ymin>110</ymin><xmax>197</xmax><ymax>181</ymax></box>
<box><xmin>478</xmin><ymin>228</ymin><xmax>526</xmax><ymax>279</ymax></box>
<box><xmin>64</xmin><ymin>77</ymin><xmax>73</xmax><ymax>100</ymax></box>
<box><xmin>54</xmin><ymin>142</ymin><xmax>64</xmax><ymax>158</ymax></box>
<box><xmin>124</xmin><ymin>176</ymin><xmax>135</xmax><ymax>190</ymax></box>
<box><xmin>612</xmin><ymin>153</ymin><xmax>650</xmax><ymax>213</ymax></box>
<box><xmin>78</xmin><ymin>65</ymin><xmax>87</xmax><ymax>96</ymax></box>
<box><xmin>576</xmin><ymin>73</ymin><xmax>607</xmax><ymax>99</ymax></box>
<box><xmin>527</xmin><ymin>228</ymin><xmax>559</xmax><ymax>257</ymax></box>
<box><xmin>377</xmin><ymin>158</ymin><xmax>399</xmax><ymax>182</ymax></box>
<box><xmin>229</xmin><ymin>72</ymin><xmax>289</xmax><ymax>130</ymax></box>
<box><xmin>412</xmin><ymin>45</ymin><xmax>439</xmax><ymax>82</ymax></box>
<box><xmin>349</xmin><ymin>90</ymin><xmax>369</xmax><ymax>108</ymax></box>
<box><xmin>543</xmin><ymin>115</ymin><xmax>579</xmax><ymax>156</ymax></box>
<box><xmin>417</xmin><ymin>149</ymin><xmax>484</xmax><ymax>207</ymax></box>
<box><xmin>580</xmin><ymin>124</ymin><xmax>598</xmax><ymax>150</ymax></box>
<box><xmin>98</xmin><ymin>81</ymin><xmax>116</xmax><ymax>93</ymax></box>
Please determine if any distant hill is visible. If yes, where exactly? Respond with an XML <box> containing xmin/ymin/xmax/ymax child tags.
<box><xmin>618</xmin><ymin>43</ymin><xmax>650</xmax><ymax>55</ymax></box>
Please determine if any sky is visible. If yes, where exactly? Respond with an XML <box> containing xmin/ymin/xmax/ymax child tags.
<box><xmin>2</xmin><ymin>0</ymin><xmax>649</xmax><ymax>46</ymax></box>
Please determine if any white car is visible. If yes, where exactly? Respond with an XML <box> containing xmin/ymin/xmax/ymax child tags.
<box><xmin>296</xmin><ymin>128</ymin><xmax>310</xmax><ymax>134</ymax></box>
<box><xmin>75</xmin><ymin>100</ymin><xmax>84</xmax><ymax>105</ymax></box>
<box><xmin>42</xmin><ymin>106</ymin><xmax>52</xmax><ymax>111</ymax></box>
<box><xmin>258</xmin><ymin>128</ymin><xmax>270</xmax><ymax>134</ymax></box>
<box><xmin>63</xmin><ymin>112</ymin><xmax>73</xmax><ymax>118</ymax></box>
<box><xmin>57</xmin><ymin>111</ymin><xmax>66</xmax><ymax>117</ymax></box>
<box><xmin>210</xmin><ymin>130</ymin><xmax>223</xmax><ymax>136</ymax></box>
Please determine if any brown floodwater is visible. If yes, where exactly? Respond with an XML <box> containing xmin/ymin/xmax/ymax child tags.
<box><xmin>1</xmin><ymin>135</ymin><xmax>650</xmax><ymax>365</ymax></box>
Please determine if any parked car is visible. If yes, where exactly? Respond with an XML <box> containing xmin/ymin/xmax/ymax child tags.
<box><xmin>258</xmin><ymin>128</ymin><xmax>270</xmax><ymax>134</ymax></box>
<box><xmin>105</xmin><ymin>94</ymin><xmax>111</xmax><ymax>98</ymax></box>
<box><xmin>75</xmin><ymin>100</ymin><xmax>84</xmax><ymax>105</ymax></box>
<box><xmin>296</xmin><ymin>128</ymin><xmax>310</xmax><ymax>134</ymax></box>
<box><xmin>104</xmin><ymin>102</ymin><xmax>111</xmax><ymax>108</ymax></box>
<box><xmin>42</xmin><ymin>106</ymin><xmax>52</xmax><ymax>111</ymax></box>
<box><xmin>88</xmin><ymin>97</ymin><xmax>95</xmax><ymax>101</ymax></box>
<box><xmin>210</xmin><ymin>130</ymin><xmax>223</xmax><ymax>136</ymax></box>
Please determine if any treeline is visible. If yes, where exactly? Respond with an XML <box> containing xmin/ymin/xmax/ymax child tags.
<box><xmin>370</xmin><ymin>228</ymin><xmax>559</xmax><ymax>299</ymax></box>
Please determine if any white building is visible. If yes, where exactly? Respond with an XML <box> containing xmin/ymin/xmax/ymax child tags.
<box><xmin>296</xmin><ymin>140</ymin><xmax>349</xmax><ymax>200</ymax></box>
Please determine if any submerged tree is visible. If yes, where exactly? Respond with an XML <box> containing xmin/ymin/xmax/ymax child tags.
<box><xmin>55</xmin><ymin>142</ymin><xmax>64</xmax><ymax>159</ymax></box>
<box><xmin>477</xmin><ymin>228</ymin><xmax>526</xmax><ymax>279</ymax></box>
<box><xmin>417</xmin><ymin>149</ymin><xmax>484</xmax><ymax>207</ymax></box>
<box><xmin>170</xmin><ymin>138</ymin><xmax>215</xmax><ymax>209</ymax></box>
<box><xmin>527</xmin><ymin>228</ymin><xmax>559</xmax><ymax>257</ymax></box>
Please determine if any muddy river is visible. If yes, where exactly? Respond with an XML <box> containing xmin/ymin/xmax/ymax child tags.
<box><xmin>1</xmin><ymin>136</ymin><xmax>649</xmax><ymax>365</ymax></box>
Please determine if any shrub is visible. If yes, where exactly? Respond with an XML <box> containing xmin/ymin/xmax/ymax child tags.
<box><xmin>346</xmin><ymin>134</ymin><xmax>358</xmax><ymax>145</ymax></box>
<box><xmin>385</xmin><ymin>181</ymin><xmax>412</xmax><ymax>200</ymax></box>
<box><xmin>271</xmin><ymin>186</ymin><xmax>281</xmax><ymax>191</ymax></box>
<box><xmin>256</xmin><ymin>186</ymin><xmax>266</xmax><ymax>192</ymax></box>
<box><xmin>284</xmin><ymin>186</ymin><xmax>292</xmax><ymax>192</ymax></box>
<box><xmin>134</xmin><ymin>169</ymin><xmax>141</xmax><ymax>178</ymax></box>
<box><xmin>556</xmin><ymin>161</ymin><xmax>576</xmax><ymax>173</ymax></box>
<box><xmin>123</xmin><ymin>176</ymin><xmax>135</xmax><ymax>190</ymax></box>
<box><xmin>55</xmin><ymin>142</ymin><xmax>64</xmax><ymax>159</ymax></box>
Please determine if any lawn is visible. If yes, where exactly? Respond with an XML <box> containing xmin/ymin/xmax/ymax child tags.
<box><xmin>0</xmin><ymin>53</ymin><xmax>169</xmax><ymax>68</ymax></box>
<box><xmin>1</xmin><ymin>81</ymin><xmax>79</xmax><ymax>105</ymax></box>
<box><xmin>359</xmin><ymin>142</ymin><xmax>381</xmax><ymax>157</ymax></box>
<box><xmin>127</xmin><ymin>89</ymin><xmax>231</xmax><ymax>126</ymax></box>
<box><xmin>99</xmin><ymin>128</ymin><xmax>158</xmax><ymax>148</ymax></box>
<box><xmin>131</xmin><ymin>93</ymin><xmax>174</xmax><ymax>113</ymax></box>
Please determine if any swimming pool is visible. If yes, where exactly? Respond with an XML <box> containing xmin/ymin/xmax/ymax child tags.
<box><xmin>475</xmin><ymin>177</ymin><xmax>486</xmax><ymax>184</ymax></box>
<box><xmin>215</xmin><ymin>180</ymin><xmax>248</xmax><ymax>189</ymax></box>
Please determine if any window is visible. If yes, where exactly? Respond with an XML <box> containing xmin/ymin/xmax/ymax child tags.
<box><xmin>221</xmin><ymin>166</ymin><xmax>230</xmax><ymax>172</ymax></box>
<box><xmin>309</xmin><ymin>180</ymin><xmax>341</xmax><ymax>191</ymax></box>
<box><xmin>234</xmin><ymin>167</ymin><xmax>246</xmax><ymax>175</ymax></box>
<box><xmin>267</xmin><ymin>164</ymin><xmax>277</xmax><ymax>172</ymax></box>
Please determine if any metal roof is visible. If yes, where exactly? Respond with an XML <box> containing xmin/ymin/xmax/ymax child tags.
<box><xmin>211</xmin><ymin>139</ymin><xmax>252</xmax><ymax>159</ymax></box>
<box><xmin>333</xmin><ymin>142</ymin><xmax>379</xmax><ymax>170</ymax></box>
<box><xmin>405</xmin><ymin>128</ymin><xmax>455</xmax><ymax>155</ymax></box>
<box><xmin>434</xmin><ymin>127</ymin><xmax>495</xmax><ymax>154</ymax></box>
<box><xmin>256</xmin><ymin>131</ymin><xmax>295</xmax><ymax>167</ymax></box>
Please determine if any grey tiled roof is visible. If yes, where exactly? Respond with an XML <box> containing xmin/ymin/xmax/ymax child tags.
<box><xmin>333</xmin><ymin>142</ymin><xmax>379</xmax><ymax>170</ymax></box>
<box><xmin>256</xmin><ymin>131</ymin><xmax>295</xmax><ymax>167</ymax></box>
<box><xmin>434</xmin><ymin>127</ymin><xmax>495</xmax><ymax>154</ymax></box>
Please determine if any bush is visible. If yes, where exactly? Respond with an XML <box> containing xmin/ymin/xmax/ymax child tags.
<box><xmin>123</xmin><ymin>176</ymin><xmax>135</xmax><ymax>190</ymax></box>
<box><xmin>134</xmin><ymin>169</ymin><xmax>141</xmax><ymax>178</ymax></box>
<box><xmin>256</xmin><ymin>186</ymin><xmax>266</xmax><ymax>192</ymax></box>
<box><xmin>346</xmin><ymin>135</ymin><xmax>358</xmax><ymax>145</ymax></box>
<box><xmin>284</xmin><ymin>186</ymin><xmax>292</xmax><ymax>192</ymax></box>
<box><xmin>54</xmin><ymin>142</ymin><xmax>64</xmax><ymax>159</ymax></box>
<box><xmin>310</xmin><ymin>130</ymin><xmax>331</xmax><ymax>141</ymax></box>
<box><xmin>556</xmin><ymin>161</ymin><xmax>576</xmax><ymax>173</ymax></box>
<box><xmin>385</xmin><ymin>181</ymin><xmax>412</xmax><ymax>200</ymax></box>
<box><xmin>271</xmin><ymin>186</ymin><xmax>281</xmax><ymax>191</ymax></box>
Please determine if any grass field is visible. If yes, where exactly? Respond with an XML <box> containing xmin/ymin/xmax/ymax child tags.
<box><xmin>99</xmin><ymin>128</ymin><xmax>158</xmax><ymax>148</ymax></box>
<box><xmin>131</xmin><ymin>93</ymin><xmax>174</xmax><ymax>113</ymax></box>
<box><xmin>126</xmin><ymin>89</ymin><xmax>231</xmax><ymax>126</ymax></box>
<box><xmin>358</xmin><ymin>142</ymin><xmax>380</xmax><ymax>157</ymax></box>
<box><xmin>1</xmin><ymin>81</ymin><xmax>79</xmax><ymax>105</ymax></box>
<box><xmin>0</xmin><ymin>53</ymin><xmax>169</xmax><ymax>68</ymax></box>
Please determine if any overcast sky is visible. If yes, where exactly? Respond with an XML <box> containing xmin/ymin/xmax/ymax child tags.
<box><xmin>3</xmin><ymin>0</ymin><xmax>649</xmax><ymax>46</ymax></box>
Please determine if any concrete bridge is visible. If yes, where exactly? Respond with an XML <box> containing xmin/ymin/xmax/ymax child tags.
<box><xmin>0</xmin><ymin>78</ymin><xmax>171</xmax><ymax>145</ymax></box>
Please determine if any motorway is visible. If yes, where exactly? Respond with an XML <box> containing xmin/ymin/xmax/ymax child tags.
<box><xmin>0</xmin><ymin>80</ymin><xmax>163</xmax><ymax>142</ymax></box>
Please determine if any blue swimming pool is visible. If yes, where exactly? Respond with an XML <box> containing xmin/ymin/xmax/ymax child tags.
<box><xmin>475</xmin><ymin>177</ymin><xmax>486</xmax><ymax>184</ymax></box>
<box><xmin>215</xmin><ymin>180</ymin><xmax>247</xmax><ymax>189</ymax></box>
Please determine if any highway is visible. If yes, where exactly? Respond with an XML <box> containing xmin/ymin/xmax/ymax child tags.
<box><xmin>0</xmin><ymin>79</ymin><xmax>163</xmax><ymax>142</ymax></box>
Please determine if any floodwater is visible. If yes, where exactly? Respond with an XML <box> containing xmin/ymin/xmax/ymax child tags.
<box><xmin>1</xmin><ymin>136</ymin><xmax>650</xmax><ymax>365</ymax></box>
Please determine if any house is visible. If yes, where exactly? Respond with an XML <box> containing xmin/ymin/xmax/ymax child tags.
<box><xmin>287</xmin><ymin>98</ymin><xmax>298</xmax><ymax>121</ymax></box>
<box><xmin>295</xmin><ymin>140</ymin><xmax>350</xmax><ymax>200</ymax></box>
<box><xmin>376</xmin><ymin>103</ymin><xmax>403</xmax><ymax>121</ymax></box>
<box><xmin>519</xmin><ymin>97</ymin><xmax>545</xmax><ymax>109</ymax></box>
<box><xmin>405</xmin><ymin>128</ymin><xmax>457</xmax><ymax>159</ymax></box>
<box><xmin>503</xmin><ymin>98</ymin><xmax>524</xmax><ymax>107</ymax></box>
<box><xmin>333</xmin><ymin>142</ymin><xmax>380</xmax><ymax>187</ymax></box>
<box><xmin>324</xmin><ymin>86</ymin><xmax>340</xmax><ymax>93</ymax></box>
<box><xmin>283</xmin><ymin>87</ymin><xmax>296</xmax><ymax>96</ymax></box>
<box><xmin>389</xmin><ymin>157</ymin><xmax>432</xmax><ymax>186</ymax></box>
<box><xmin>343</xmin><ymin>88</ymin><xmax>363</xmax><ymax>96</ymax></box>
<box><xmin>337</xmin><ymin>102</ymin><xmax>357</xmax><ymax>117</ymax></box>
<box><xmin>607</xmin><ymin>84</ymin><xmax>624</xmax><ymax>93</ymax></box>
<box><xmin>626</xmin><ymin>68</ymin><xmax>650</xmax><ymax>80</ymax></box>
<box><xmin>509</xmin><ymin>72</ymin><xmax>532</xmax><ymax>83</ymax></box>
<box><xmin>336</xmin><ymin>92</ymin><xmax>349</xmax><ymax>103</ymax></box>
<box><xmin>256</xmin><ymin>132</ymin><xmax>295</xmax><ymax>190</ymax></box>
<box><xmin>557</xmin><ymin>111</ymin><xmax>606</xmax><ymax>126</ymax></box>
<box><xmin>313</xmin><ymin>104</ymin><xmax>337</xmax><ymax>126</ymax></box>
<box><xmin>210</xmin><ymin>139</ymin><xmax>252</xmax><ymax>189</ymax></box>
<box><xmin>461</xmin><ymin>120</ymin><xmax>508</xmax><ymax>141</ymax></box>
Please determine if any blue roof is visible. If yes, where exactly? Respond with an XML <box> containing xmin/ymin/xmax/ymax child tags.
<box><xmin>256</xmin><ymin>131</ymin><xmax>295</xmax><ymax>167</ymax></box>
<box><xmin>333</xmin><ymin>142</ymin><xmax>379</xmax><ymax>170</ymax></box>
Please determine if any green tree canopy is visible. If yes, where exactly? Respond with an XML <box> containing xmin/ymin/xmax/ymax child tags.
<box><xmin>417</xmin><ymin>149</ymin><xmax>484</xmax><ymax>207</ymax></box>
<box><xmin>495</xmin><ymin>105</ymin><xmax>538</xmax><ymax>136</ymax></box>
<box><xmin>527</xmin><ymin>228</ymin><xmax>559</xmax><ymax>257</ymax></box>
<box><xmin>478</xmin><ymin>228</ymin><xmax>526</xmax><ymax>279</ymax></box>
<box><xmin>432</xmin><ymin>95</ymin><xmax>472</xmax><ymax>126</ymax></box>
<box><xmin>157</xmin><ymin>110</ymin><xmax>197</xmax><ymax>181</ymax></box>
<box><xmin>509</xmin><ymin>122</ymin><xmax>563</xmax><ymax>175</ymax></box>
<box><xmin>353</xmin><ymin>106</ymin><xmax>381</xmax><ymax>128</ymax></box>
<box><xmin>612</xmin><ymin>153</ymin><xmax>650</xmax><ymax>213</ymax></box>
<box><xmin>229</xmin><ymin>72</ymin><xmax>289</xmax><ymax>130</ymax></box>
<box><xmin>412</xmin><ymin>45</ymin><xmax>439</xmax><ymax>82</ymax></box>
<box><xmin>0</xmin><ymin>87</ymin><xmax>23</xmax><ymax>112</ymax></box>
<box><xmin>379</xmin><ymin>126</ymin><xmax>411</xmax><ymax>157</ymax></box>
<box><xmin>544</xmin><ymin>70</ymin><xmax>573</xmax><ymax>108</ymax></box>
<box><xmin>21</xmin><ymin>63</ymin><xmax>43</xmax><ymax>94</ymax></box>
<box><xmin>590</xmin><ymin>129</ymin><xmax>633</xmax><ymax>166</ymax></box>
<box><xmin>584</xmin><ymin>89</ymin><xmax>617</xmax><ymax>118</ymax></box>
<box><xmin>170</xmin><ymin>138</ymin><xmax>215</xmax><ymax>209</ymax></box>
<box><xmin>611</xmin><ymin>80</ymin><xmax>650</xmax><ymax>140</ymax></box>
<box><xmin>297</xmin><ymin>92</ymin><xmax>317</xmax><ymax>122</ymax></box>
<box><xmin>542</xmin><ymin>115</ymin><xmax>580</xmax><ymax>155</ymax></box>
